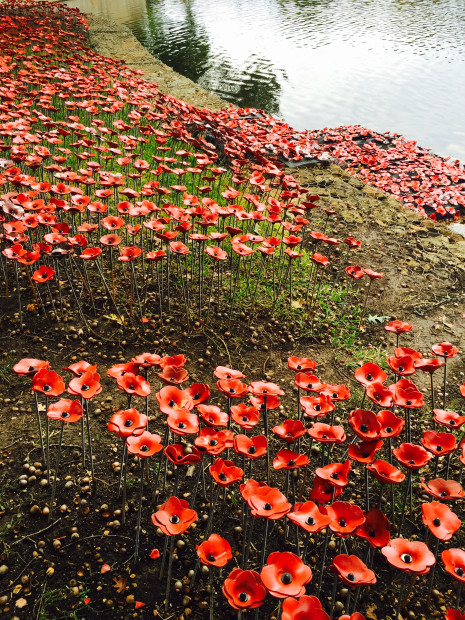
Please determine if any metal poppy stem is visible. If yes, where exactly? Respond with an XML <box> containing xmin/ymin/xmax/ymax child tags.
<box><xmin>130</xmin><ymin>262</ymin><xmax>143</xmax><ymax>319</ymax></box>
<box><xmin>44</xmin><ymin>396</ymin><xmax>50</xmax><ymax>484</ymax></box>
<box><xmin>263</xmin><ymin>397</ymin><xmax>270</xmax><ymax>486</ymax></box>
<box><xmin>430</xmin><ymin>373</ymin><xmax>435</xmax><ymax>415</ymax></box>
<box><xmin>209</xmin><ymin>567</ymin><xmax>215</xmax><ymax>620</ymax></box>
<box><xmin>33</xmin><ymin>391</ymin><xmax>46</xmax><ymax>464</ymax></box>
<box><xmin>457</xmin><ymin>581</ymin><xmax>462</xmax><ymax>610</ymax></box>
<box><xmin>190</xmin><ymin>459</ymin><xmax>204</xmax><ymax>507</ymax></box>
<box><xmin>395</xmin><ymin>572</ymin><xmax>407</xmax><ymax>620</ymax></box>
<box><xmin>317</xmin><ymin>486</ymin><xmax>335</xmax><ymax>598</ymax></box>
<box><xmin>398</xmin><ymin>470</ymin><xmax>412</xmax><ymax>537</ymax></box>
<box><xmin>365</xmin><ymin>466</ymin><xmax>370</xmax><ymax>511</ymax></box>
<box><xmin>49</xmin><ymin>420</ymin><xmax>64</xmax><ymax>522</ymax></box>
<box><xmin>426</xmin><ymin>536</ymin><xmax>440</xmax><ymax>604</ymax></box>
<box><xmin>443</xmin><ymin>358</ymin><xmax>447</xmax><ymax>409</ymax></box>
<box><xmin>164</xmin><ymin>535</ymin><xmax>175</xmax><ymax>612</ymax></box>
<box><xmin>228</xmin><ymin>256</ymin><xmax>242</xmax><ymax>323</ymax></box>
<box><xmin>205</xmin><ymin>260</ymin><xmax>216</xmax><ymax>321</ymax></box>
<box><xmin>95</xmin><ymin>260</ymin><xmax>124</xmax><ymax>323</ymax></box>
<box><xmin>260</xmin><ymin>518</ymin><xmax>270</xmax><ymax>569</ymax></box>
<box><xmin>329</xmin><ymin>537</ymin><xmax>343</xmax><ymax>619</ymax></box>
<box><xmin>339</xmin><ymin>280</ymin><xmax>352</xmax><ymax>318</ymax></box>
<box><xmin>250</xmin><ymin>255</ymin><xmax>265</xmax><ymax>311</ymax></box>
<box><xmin>63</xmin><ymin>260</ymin><xmax>90</xmax><ymax>331</ymax></box>
<box><xmin>153</xmin><ymin>427</ymin><xmax>169</xmax><ymax>500</ymax></box>
<box><xmin>14</xmin><ymin>262</ymin><xmax>22</xmax><ymax>328</ymax></box>
<box><xmin>121</xmin><ymin>442</ymin><xmax>128</xmax><ymax>526</ymax></box>
<box><xmin>84</xmin><ymin>400</ymin><xmax>95</xmax><ymax>496</ymax></box>
<box><xmin>134</xmin><ymin>458</ymin><xmax>146</xmax><ymax>563</ymax></box>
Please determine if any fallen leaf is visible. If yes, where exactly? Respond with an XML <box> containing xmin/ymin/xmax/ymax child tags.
<box><xmin>101</xmin><ymin>564</ymin><xmax>111</xmax><ymax>574</ymax></box>
<box><xmin>291</xmin><ymin>299</ymin><xmax>303</xmax><ymax>309</ymax></box>
<box><xmin>112</xmin><ymin>575</ymin><xmax>127</xmax><ymax>593</ymax></box>
<box><xmin>15</xmin><ymin>598</ymin><xmax>27</xmax><ymax>609</ymax></box>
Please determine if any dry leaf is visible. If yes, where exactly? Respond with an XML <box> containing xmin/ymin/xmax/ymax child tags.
<box><xmin>365</xmin><ymin>603</ymin><xmax>378</xmax><ymax>619</ymax></box>
<box><xmin>112</xmin><ymin>575</ymin><xmax>127</xmax><ymax>593</ymax></box>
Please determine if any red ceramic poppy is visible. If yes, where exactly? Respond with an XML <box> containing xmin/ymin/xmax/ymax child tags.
<box><xmin>325</xmin><ymin>502</ymin><xmax>365</xmax><ymax>537</ymax></box>
<box><xmin>217</xmin><ymin>378</ymin><xmax>249</xmax><ymax>398</ymax></box>
<box><xmin>348</xmin><ymin>410</ymin><xmax>381</xmax><ymax>440</ymax></box>
<box><xmin>330</xmin><ymin>554</ymin><xmax>376</xmax><ymax>587</ymax></box>
<box><xmin>281</xmin><ymin>595</ymin><xmax>330</xmax><ymax>620</ymax></box>
<box><xmin>249</xmin><ymin>381</ymin><xmax>285</xmax><ymax>398</ymax></box>
<box><xmin>197</xmin><ymin>404</ymin><xmax>229</xmax><ymax>427</ymax></box>
<box><xmin>156</xmin><ymin>386</ymin><xmax>194</xmax><ymax>414</ymax></box>
<box><xmin>431</xmin><ymin>342</ymin><xmax>459</xmax><ymax>358</ymax></box>
<box><xmin>295</xmin><ymin>372</ymin><xmax>324</xmax><ymax>392</ymax></box>
<box><xmin>151</xmin><ymin>496</ymin><xmax>197</xmax><ymax>536</ymax></box>
<box><xmin>421</xmin><ymin>430</ymin><xmax>457</xmax><ymax>456</ymax></box>
<box><xmin>195</xmin><ymin>428</ymin><xmax>229</xmax><ymax>455</ymax></box>
<box><xmin>308</xmin><ymin>423</ymin><xmax>346</xmax><ymax>444</ymax></box>
<box><xmin>348</xmin><ymin>440</ymin><xmax>383</xmax><ymax>464</ymax></box>
<box><xmin>32</xmin><ymin>368</ymin><xmax>65</xmax><ymax>397</ymax></box>
<box><xmin>62</xmin><ymin>361</ymin><xmax>96</xmax><ymax>376</ymax></box>
<box><xmin>213</xmin><ymin>366</ymin><xmax>245</xmax><ymax>380</ymax></box>
<box><xmin>158</xmin><ymin>365</ymin><xmax>189</xmax><ymax>385</ymax></box>
<box><xmin>230</xmin><ymin>403</ymin><xmax>260</xmax><ymax>429</ymax></box>
<box><xmin>127</xmin><ymin>431</ymin><xmax>163</xmax><ymax>458</ymax></box>
<box><xmin>387</xmin><ymin>355</ymin><xmax>416</xmax><ymax>376</ymax></box>
<box><xmin>32</xmin><ymin>265</ymin><xmax>55</xmax><ymax>283</ymax></box>
<box><xmin>315</xmin><ymin>460</ymin><xmax>351</xmax><ymax>488</ymax></box>
<box><xmin>321</xmin><ymin>384</ymin><xmax>351</xmax><ymax>402</ymax></box>
<box><xmin>196</xmin><ymin>533</ymin><xmax>232</xmax><ymax>567</ymax></box>
<box><xmin>222</xmin><ymin>568</ymin><xmax>267</xmax><ymax>610</ymax></box>
<box><xmin>338</xmin><ymin>614</ymin><xmax>366</xmax><ymax>620</ymax></box>
<box><xmin>209</xmin><ymin>457</ymin><xmax>243</xmax><ymax>487</ymax></box>
<box><xmin>234</xmin><ymin>434</ymin><xmax>268</xmax><ymax>459</ymax></box>
<box><xmin>118</xmin><ymin>246</ymin><xmax>142</xmax><ymax>262</ymax></box>
<box><xmin>381</xmin><ymin>538</ymin><xmax>435</xmax><ymax>574</ymax></box>
<box><xmin>108</xmin><ymin>408</ymin><xmax>148</xmax><ymax>437</ymax></box>
<box><xmin>116</xmin><ymin>372</ymin><xmax>150</xmax><ymax>397</ymax></box>
<box><xmin>159</xmin><ymin>354</ymin><xmax>187</xmax><ymax>368</ymax></box>
<box><xmin>366</xmin><ymin>460</ymin><xmax>405</xmax><ymax>485</ymax></box>
<box><xmin>433</xmin><ymin>409</ymin><xmax>465</xmax><ymax>430</ymax></box>
<box><xmin>240</xmin><ymin>479</ymin><xmax>268</xmax><ymax>503</ymax></box>
<box><xmin>13</xmin><ymin>358</ymin><xmax>50</xmax><ymax>377</ymax></box>
<box><xmin>393</xmin><ymin>443</ymin><xmax>432</xmax><ymax>470</ymax></box>
<box><xmin>273</xmin><ymin>449</ymin><xmax>309</xmax><ymax>470</ymax></box>
<box><xmin>376</xmin><ymin>409</ymin><xmax>405</xmax><ymax>438</ymax></box>
<box><xmin>356</xmin><ymin>508</ymin><xmax>391</xmax><ymax>548</ymax></box>
<box><xmin>385</xmin><ymin>320</ymin><xmax>413</xmax><ymax>335</ymax></box>
<box><xmin>287</xmin><ymin>501</ymin><xmax>331</xmax><ymax>533</ymax></box>
<box><xmin>183</xmin><ymin>383</ymin><xmax>210</xmax><ymax>406</ymax></box>
<box><xmin>167</xmin><ymin>410</ymin><xmax>200</xmax><ymax>436</ymax></box>
<box><xmin>106</xmin><ymin>362</ymin><xmax>139</xmax><ymax>378</ymax></box>
<box><xmin>310</xmin><ymin>475</ymin><xmax>343</xmax><ymax>503</ymax></box>
<box><xmin>47</xmin><ymin>399</ymin><xmax>83</xmax><ymax>423</ymax></box>
<box><xmin>287</xmin><ymin>357</ymin><xmax>317</xmax><ymax>375</ymax></box>
<box><xmin>414</xmin><ymin>358</ymin><xmax>445</xmax><ymax>373</ymax></box>
<box><xmin>131</xmin><ymin>353</ymin><xmax>161</xmax><ymax>368</ymax></box>
<box><xmin>68</xmin><ymin>369</ymin><xmax>102</xmax><ymax>399</ymax></box>
<box><xmin>354</xmin><ymin>363</ymin><xmax>386</xmax><ymax>388</ymax></box>
<box><xmin>394</xmin><ymin>347</ymin><xmax>422</xmax><ymax>361</ymax></box>
<box><xmin>249</xmin><ymin>394</ymin><xmax>281</xmax><ymax>411</ymax></box>
<box><xmin>422</xmin><ymin>502</ymin><xmax>461</xmax><ymax>541</ymax></box>
<box><xmin>442</xmin><ymin>549</ymin><xmax>465</xmax><ymax>583</ymax></box>
<box><xmin>300</xmin><ymin>394</ymin><xmax>335</xmax><ymax>418</ymax></box>
<box><xmin>164</xmin><ymin>444</ymin><xmax>201</xmax><ymax>466</ymax></box>
<box><xmin>272</xmin><ymin>420</ymin><xmax>307</xmax><ymax>443</ymax></box>
<box><xmin>260</xmin><ymin>551</ymin><xmax>312</xmax><ymax>598</ymax></box>
<box><xmin>366</xmin><ymin>382</ymin><xmax>394</xmax><ymax>407</ymax></box>
<box><xmin>445</xmin><ymin>610</ymin><xmax>465</xmax><ymax>620</ymax></box>
<box><xmin>391</xmin><ymin>381</ymin><xmax>424</xmax><ymax>409</ymax></box>
<box><xmin>247</xmin><ymin>486</ymin><xmax>292</xmax><ymax>520</ymax></box>
<box><xmin>420</xmin><ymin>478</ymin><xmax>465</xmax><ymax>501</ymax></box>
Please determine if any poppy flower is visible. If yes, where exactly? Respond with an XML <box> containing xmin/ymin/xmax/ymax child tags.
<box><xmin>348</xmin><ymin>410</ymin><xmax>381</xmax><ymax>440</ymax></box>
<box><xmin>387</xmin><ymin>355</ymin><xmax>416</xmax><ymax>376</ymax></box>
<box><xmin>217</xmin><ymin>378</ymin><xmax>249</xmax><ymax>398</ymax></box>
<box><xmin>159</xmin><ymin>354</ymin><xmax>187</xmax><ymax>369</ymax></box>
<box><xmin>414</xmin><ymin>358</ymin><xmax>445</xmax><ymax>373</ymax></box>
<box><xmin>158</xmin><ymin>365</ymin><xmax>189</xmax><ymax>385</ymax></box>
<box><xmin>63</xmin><ymin>361</ymin><xmax>96</xmax><ymax>376</ymax></box>
<box><xmin>195</xmin><ymin>427</ymin><xmax>229</xmax><ymax>455</ymax></box>
<box><xmin>281</xmin><ymin>595</ymin><xmax>330</xmax><ymax>620</ymax></box>
<box><xmin>213</xmin><ymin>366</ymin><xmax>245</xmax><ymax>380</ymax></box>
<box><xmin>422</xmin><ymin>502</ymin><xmax>461</xmax><ymax>541</ymax></box>
<box><xmin>366</xmin><ymin>383</ymin><xmax>394</xmax><ymax>408</ymax></box>
<box><xmin>420</xmin><ymin>478</ymin><xmax>465</xmax><ymax>501</ymax></box>
<box><xmin>131</xmin><ymin>353</ymin><xmax>161</xmax><ymax>368</ymax></box>
<box><xmin>196</xmin><ymin>533</ymin><xmax>232</xmax><ymax>567</ymax></box>
<box><xmin>433</xmin><ymin>409</ymin><xmax>465</xmax><ymax>430</ymax></box>
<box><xmin>197</xmin><ymin>404</ymin><xmax>229</xmax><ymax>427</ymax></box>
<box><xmin>127</xmin><ymin>431</ymin><xmax>163</xmax><ymax>458</ymax></box>
<box><xmin>183</xmin><ymin>383</ymin><xmax>210</xmax><ymax>406</ymax></box>
<box><xmin>164</xmin><ymin>444</ymin><xmax>201</xmax><ymax>465</ymax></box>
<box><xmin>287</xmin><ymin>501</ymin><xmax>331</xmax><ymax>533</ymax></box>
<box><xmin>431</xmin><ymin>342</ymin><xmax>459</xmax><ymax>358</ymax></box>
<box><xmin>234</xmin><ymin>434</ymin><xmax>267</xmax><ymax>459</ymax></box>
<box><xmin>376</xmin><ymin>409</ymin><xmax>405</xmax><ymax>438</ymax></box>
<box><xmin>273</xmin><ymin>449</ymin><xmax>309</xmax><ymax>470</ymax></box>
<box><xmin>445</xmin><ymin>610</ymin><xmax>465</xmax><ymax>620</ymax></box>
<box><xmin>118</xmin><ymin>246</ymin><xmax>142</xmax><ymax>262</ymax></box>
<box><xmin>345</xmin><ymin>266</ymin><xmax>364</xmax><ymax>280</ymax></box>
<box><xmin>315</xmin><ymin>460</ymin><xmax>351</xmax><ymax>488</ymax></box>
<box><xmin>260</xmin><ymin>551</ymin><xmax>312</xmax><ymax>598</ymax></box>
<box><xmin>13</xmin><ymin>358</ymin><xmax>50</xmax><ymax>377</ymax></box>
<box><xmin>321</xmin><ymin>384</ymin><xmax>351</xmax><ymax>402</ymax></box>
<box><xmin>151</xmin><ymin>496</ymin><xmax>197</xmax><ymax>536</ymax></box>
<box><xmin>421</xmin><ymin>430</ymin><xmax>457</xmax><ymax>456</ymax></box>
<box><xmin>354</xmin><ymin>363</ymin><xmax>386</xmax><ymax>388</ymax></box>
<box><xmin>249</xmin><ymin>381</ymin><xmax>285</xmax><ymax>398</ymax></box>
<box><xmin>156</xmin><ymin>386</ymin><xmax>193</xmax><ymax>415</ymax></box>
<box><xmin>116</xmin><ymin>372</ymin><xmax>150</xmax><ymax>397</ymax></box>
<box><xmin>295</xmin><ymin>372</ymin><xmax>324</xmax><ymax>392</ymax></box>
<box><xmin>32</xmin><ymin>264</ymin><xmax>55</xmax><ymax>283</ymax></box>
<box><xmin>348</xmin><ymin>440</ymin><xmax>383</xmax><ymax>464</ymax></box>
<box><xmin>385</xmin><ymin>320</ymin><xmax>413</xmax><ymax>335</ymax></box>
<box><xmin>287</xmin><ymin>357</ymin><xmax>316</xmax><ymax>372</ymax></box>
<box><xmin>309</xmin><ymin>474</ymin><xmax>343</xmax><ymax>503</ymax></box>
<box><xmin>381</xmin><ymin>538</ymin><xmax>435</xmax><ymax>574</ymax></box>
<box><xmin>366</xmin><ymin>460</ymin><xmax>405</xmax><ymax>485</ymax></box>
<box><xmin>325</xmin><ymin>501</ymin><xmax>365</xmax><ymax>537</ymax></box>
<box><xmin>442</xmin><ymin>549</ymin><xmax>465</xmax><ymax>583</ymax></box>
<box><xmin>300</xmin><ymin>394</ymin><xmax>334</xmax><ymax>418</ymax></box>
<box><xmin>108</xmin><ymin>408</ymin><xmax>148</xmax><ymax>437</ymax></box>
<box><xmin>330</xmin><ymin>554</ymin><xmax>376</xmax><ymax>587</ymax></box>
<box><xmin>249</xmin><ymin>394</ymin><xmax>281</xmax><ymax>411</ymax></box>
<box><xmin>247</xmin><ymin>486</ymin><xmax>292</xmax><ymax>519</ymax></box>
<box><xmin>209</xmin><ymin>458</ymin><xmax>243</xmax><ymax>487</ymax></box>
<box><xmin>68</xmin><ymin>369</ymin><xmax>102</xmax><ymax>399</ymax></box>
<box><xmin>308</xmin><ymin>422</ymin><xmax>346</xmax><ymax>444</ymax></box>
<box><xmin>394</xmin><ymin>347</ymin><xmax>422</xmax><ymax>361</ymax></box>
<box><xmin>393</xmin><ymin>443</ymin><xmax>432</xmax><ymax>470</ymax></box>
<box><xmin>391</xmin><ymin>381</ymin><xmax>424</xmax><ymax>409</ymax></box>
<box><xmin>47</xmin><ymin>399</ymin><xmax>83</xmax><ymax>423</ymax></box>
<box><xmin>222</xmin><ymin>568</ymin><xmax>267</xmax><ymax>610</ymax></box>
<box><xmin>356</xmin><ymin>508</ymin><xmax>391</xmax><ymax>547</ymax></box>
<box><xmin>106</xmin><ymin>362</ymin><xmax>139</xmax><ymax>379</ymax></box>
<box><xmin>167</xmin><ymin>410</ymin><xmax>200</xmax><ymax>436</ymax></box>
<box><xmin>32</xmin><ymin>368</ymin><xmax>65</xmax><ymax>396</ymax></box>
<box><xmin>272</xmin><ymin>420</ymin><xmax>307</xmax><ymax>443</ymax></box>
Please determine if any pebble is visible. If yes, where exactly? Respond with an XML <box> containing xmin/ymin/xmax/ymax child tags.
<box><xmin>0</xmin><ymin>565</ymin><xmax>8</xmax><ymax>575</ymax></box>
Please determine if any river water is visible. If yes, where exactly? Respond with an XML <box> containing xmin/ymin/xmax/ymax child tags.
<box><xmin>68</xmin><ymin>0</ymin><xmax>465</xmax><ymax>162</ymax></box>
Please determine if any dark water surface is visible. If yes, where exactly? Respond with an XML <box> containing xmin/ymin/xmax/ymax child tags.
<box><xmin>69</xmin><ymin>0</ymin><xmax>465</xmax><ymax>161</ymax></box>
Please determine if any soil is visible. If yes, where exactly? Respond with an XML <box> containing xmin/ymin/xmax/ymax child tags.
<box><xmin>0</xmin><ymin>6</ymin><xmax>464</xmax><ymax>620</ymax></box>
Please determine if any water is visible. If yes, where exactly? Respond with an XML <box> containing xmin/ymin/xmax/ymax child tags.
<box><xmin>68</xmin><ymin>0</ymin><xmax>465</xmax><ymax>162</ymax></box>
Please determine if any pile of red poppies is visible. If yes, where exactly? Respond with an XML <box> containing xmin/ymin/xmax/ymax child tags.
<box><xmin>12</xmin><ymin>320</ymin><xmax>465</xmax><ymax>618</ymax></box>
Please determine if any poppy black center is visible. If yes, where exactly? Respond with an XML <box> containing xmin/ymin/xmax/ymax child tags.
<box><xmin>238</xmin><ymin>592</ymin><xmax>249</xmax><ymax>602</ymax></box>
<box><xmin>81</xmin><ymin>384</ymin><xmax>89</xmax><ymax>391</ymax></box>
<box><xmin>375</xmin><ymin>395</ymin><xmax>380</xmax><ymax>401</ymax></box>
<box><xmin>362</xmin><ymin>452</ymin><xmax>370</xmax><ymax>458</ymax></box>
<box><xmin>207</xmin><ymin>554</ymin><xmax>215</xmax><ymax>562</ymax></box>
<box><xmin>297</xmin><ymin>365</ymin><xmax>301</xmax><ymax>370</ymax></box>
<box><xmin>124</xmin><ymin>420</ymin><xmax>133</xmax><ymax>427</ymax></box>
<box><xmin>286</xmin><ymin>432</ymin><xmax>293</xmax><ymax>437</ymax></box>
<box><xmin>440</xmin><ymin>491</ymin><xmax>448</xmax><ymax>497</ymax></box>
<box><xmin>360</xmin><ymin>424</ymin><xmax>368</xmax><ymax>433</ymax></box>
<box><xmin>226</xmin><ymin>374</ymin><xmax>232</xmax><ymax>379</ymax></box>
<box><xmin>140</xmin><ymin>445</ymin><xmax>149</xmax><ymax>452</ymax></box>
<box><xmin>332</xmin><ymin>393</ymin><xmax>338</xmax><ymax>399</ymax></box>
<box><xmin>242</xmin><ymin>416</ymin><xmax>248</xmax><ymax>422</ymax></box>
<box><xmin>366</xmin><ymin>374</ymin><xmax>373</xmax><ymax>381</ymax></box>
<box><xmin>331</xmin><ymin>473</ymin><xmax>339</xmax><ymax>479</ymax></box>
<box><xmin>406</xmin><ymin>400</ymin><xmax>412</xmax><ymax>406</ymax></box>
<box><xmin>307</xmin><ymin>383</ymin><xmax>313</xmax><ymax>389</ymax></box>
<box><xmin>288</xmin><ymin>460</ymin><xmax>296</xmax><ymax>467</ymax></box>
<box><xmin>368</xmin><ymin>529</ymin><xmax>375</xmax><ymax>537</ymax></box>
<box><xmin>169</xmin><ymin>515</ymin><xmax>180</xmax><ymax>523</ymax></box>
<box><xmin>314</xmin><ymin>405</ymin><xmax>321</xmax><ymax>411</ymax></box>
<box><xmin>401</xmin><ymin>553</ymin><xmax>412</xmax><ymax>563</ymax></box>
<box><xmin>248</xmin><ymin>446</ymin><xmax>257</xmax><ymax>454</ymax></box>
<box><xmin>385</xmin><ymin>427</ymin><xmax>393</xmax><ymax>433</ymax></box>
<box><xmin>209</xmin><ymin>439</ymin><xmax>218</xmax><ymax>446</ymax></box>
<box><xmin>433</xmin><ymin>518</ymin><xmax>440</xmax><ymax>526</ymax></box>
<box><xmin>281</xmin><ymin>573</ymin><xmax>292</xmax><ymax>584</ymax></box>
<box><xmin>346</xmin><ymin>573</ymin><xmax>355</xmax><ymax>581</ymax></box>
<box><xmin>322</xmin><ymin>435</ymin><xmax>328</xmax><ymax>439</ymax></box>
<box><xmin>456</xmin><ymin>568</ymin><xmax>465</xmax><ymax>577</ymax></box>
<box><xmin>128</xmin><ymin>384</ymin><xmax>135</xmax><ymax>390</ymax></box>
<box><xmin>168</xmin><ymin>400</ymin><xmax>175</xmax><ymax>407</ymax></box>
<box><xmin>264</xmin><ymin>503</ymin><xmax>272</xmax><ymax>510</ymax></box>
<box><xmin>436</xmin><ymin>445</ymin><xmax>442</xmax><ymax>452</ymax></box>
<box><xmin>409</xmin><ymin>460</ymin><xmax>415</xmax><ymax>465</ymax></box>
<box><xmin>178</xmin><ymin>422</ymin><xmax>186</xmax><ymax>429</ymax></box>
<box><xmin>398</xmin><ymin>366</ymin><xmax>404</xmax><ymax>372</ymax></box>
<box><xmin>339</xmin><ymin>519</ymin><xmax>346</xmax><ymax>527</ymax></box>
<box><xmin>450</xmin><ymin>420</ymin><xmax>456</xmax><ymax>425</ymax></box>
<box><xmin>194</xmin><ymin>393</ymin><xmax>200</xmax><ymax>400</ymax></box>
<box><xmin>229</xmin><ymin>388</ymin><xmax>235</xmax><ymax>393</ymax></box>
<box><xmin>29</xmin><ymin>366</ymin><xmax>35</xmax><ymax>372</ymax></box>
<box><xmin>43</xmin><ymin>385</ymin><xmax>51</xmax><ymax>392</ymax></box>
<box><xmin>177</xmin><ymin>455</ymin><xmax>182</xmax><ymax>460</ymax></box>
<box><xmin>61</xmin><ymin>411</ymin><xmax>70</xmax><ymax>418</ymax></box>
<box><xmin>306</xmin><ymin>516</ymin><xmax>315</xmax><ymax>525</ymax></box>
<box><xmin>218</xmin><ymin>473</ymin><xmax>227</xmax><ymax>481</ymax></box>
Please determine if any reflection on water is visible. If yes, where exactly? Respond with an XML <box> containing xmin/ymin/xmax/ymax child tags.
<box><xmin>68</xmin><ymin>0</ymin><xmax>465</xmax><ymax>161</ymax></box>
